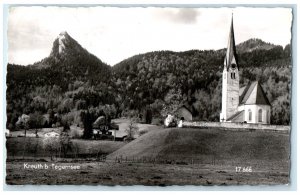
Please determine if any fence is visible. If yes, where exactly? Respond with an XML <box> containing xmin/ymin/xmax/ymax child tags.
<box><xmin>113</xmin><ymin>155</ymin><xmax>218</xmax><ymax>165</ymax></box>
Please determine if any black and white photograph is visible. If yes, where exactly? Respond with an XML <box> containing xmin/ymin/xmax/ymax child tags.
<box><xmin>4</xmin><ymin>4</ymin><xmax>294</xmax><ymax>187</ymax></box>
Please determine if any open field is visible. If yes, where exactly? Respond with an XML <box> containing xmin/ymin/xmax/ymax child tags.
<box><xmin>110</xmin><ymin>118</ymin><xmax>163</xmax><ymax>138</ymax></box>
<box><xmin>6</xmin><ymin>160</ymin><xmax>289</xmax><ymax>185</ymax></box>
<box><xmin>108</xmin><ymin>128</ymin><xmax>290</xmax><ymax>166</ymax></box>
<box><xmin>6</xmin><ymin>127</ymin><xmax>290</xmax><ymax>185</ymax></box>
<box><xmin>6</xmin><ymin>137</ymin><xmax>126</xmax><ymax>158</ymax></box>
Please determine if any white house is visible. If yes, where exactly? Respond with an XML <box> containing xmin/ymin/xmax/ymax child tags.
<box><xmin>44</xmin><ymin>131</ymin><xmax>60</xmax><ymax>137</ymax></box>
<box><xmin>219</xmin><ymin>16</ymin><xmax>271</xmax><ymax>124</ymax></box>
<box><xmin>5</xmin><ymin>129</ymin><xmax>10</xmax><ymax>137</ymax></box>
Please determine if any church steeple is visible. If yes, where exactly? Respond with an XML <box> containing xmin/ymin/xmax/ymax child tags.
<box><xmin>220</xmin><ymin>14</ymin><xmax>240</xmax><ymax>122</ymax></box>
<box><xmin>224</xmin><ymin>14</ymin><xmax>238</xmax><ymax>70</ymax></box>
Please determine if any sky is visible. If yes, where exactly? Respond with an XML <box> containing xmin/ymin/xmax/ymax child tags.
<box><xmin>7</xmin><ymin>6</ymin><xmax>292</xmax><ymax>66</ymax></box>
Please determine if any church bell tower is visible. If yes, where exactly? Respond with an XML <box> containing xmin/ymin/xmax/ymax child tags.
<box><xmin>220</xmin><ymin>15</ymin><xmax>240</xmax><ymax>122</ymax></box>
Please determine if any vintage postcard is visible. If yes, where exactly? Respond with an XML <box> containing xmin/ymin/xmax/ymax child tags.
<box><xmin>4</xmin><ymin>4</ymin><xmax>294</xmax><ymax>188</ymax></box>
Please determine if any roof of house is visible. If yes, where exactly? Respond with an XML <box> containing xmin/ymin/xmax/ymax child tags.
<box><xmin>239</xmin><ymin>81</ymin><xmax>271</xmax><ymax>106</ymax></box>
<box><xmin>177</xmin><ymin>105</ymin><xmax>192</xmax><ymax>114</ymax></box>
<box><xmin>176</xmin><ymin>104</ymin><xmax>198</xmax><ymax>117</ymax></box>
<box><xmin>93</xmin><ymin>116</ymin><xmax>106</xmax><ymax>128</ymax></box>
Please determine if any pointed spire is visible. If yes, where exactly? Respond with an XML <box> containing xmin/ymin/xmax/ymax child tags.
<box><xmin>224</xmin><ymin>14</ymin><xmax>238</xmax><ymax>70</ymax></box>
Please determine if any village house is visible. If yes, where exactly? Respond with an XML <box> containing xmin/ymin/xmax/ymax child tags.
<box><xmin>44</xmin><ymin>131</ymin><xmax>60</xmax><ymax>137</ymax></box>
<box><xmin>175</xmin><ymin>105</ymin><xmax>193</xmax><ymax>121</ymax></box>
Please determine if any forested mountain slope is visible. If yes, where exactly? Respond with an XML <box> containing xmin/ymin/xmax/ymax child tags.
<box><xmin>6</xmin><ymin>35</ymin><xmax>292</xmax><ymax>130</ymax></box>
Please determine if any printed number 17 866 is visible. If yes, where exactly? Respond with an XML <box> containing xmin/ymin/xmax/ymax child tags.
<box><xmin>235</xmin><ymin>166</ymin><xmax>252</xmax><ymax>172</ymax></box>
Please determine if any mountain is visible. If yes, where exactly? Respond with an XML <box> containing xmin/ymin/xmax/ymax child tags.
<box><xmin>31</xmin><ymin>31</ymin><xmax>80</xmax><ymax>69</ymax></box>
<box><xmin>50</xmin><ymin>31</ymin><xmax>84</xmax><ymax>58</ymax></box>
<box><xmin>6</xmin><ymin>36</ymin><xmax>292</xmax><ymax>130</ymax></box>
<box><xmin>6</xmin><ymin>32</ymin><xmax>115</xmax><ymax>130</ymax></box>
<box><xmin>236</xmin><ymin>38</ymin><xmax>277</xmax><ymax>53</ymax></box>
<box><xmin>8</xmin><ymin>31</ymin><xmax>112</xmax><ymax>91</ymax></box>
<box><xmin>30</xmin><ymin>32</ymin><xmax>111</xmax><ymax>84</ymax></box>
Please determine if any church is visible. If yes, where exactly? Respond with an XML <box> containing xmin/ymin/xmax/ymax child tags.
<box><xmin>219</xmin><ymin>16</ymin><xmax>271</xmax><ymax>124</ymax></box>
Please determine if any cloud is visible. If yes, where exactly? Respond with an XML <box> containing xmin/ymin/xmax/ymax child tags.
<box><xmin>154</xmin><ymin>8</ymin><xmax>201</xmax><ymax>24</ymax></box>
<box><xmin>6</xmin><ymin>7</ymin><xmax>292</xmax><ymax>66</ymax></box>
<box><xmin>173</xmin><ymin>8</ymin><xmax>200</xmax><ymax>24</ymax></box>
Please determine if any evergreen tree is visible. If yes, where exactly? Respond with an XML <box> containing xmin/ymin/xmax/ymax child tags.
<box><xmin>81</xmin><ymin>111</ymin><xmax>93</xmax><ymax>139</ymax></box>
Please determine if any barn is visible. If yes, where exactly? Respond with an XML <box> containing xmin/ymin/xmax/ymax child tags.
<box><xmin>175</xmin><ymin>105</ymin><xmax>194</xmax><ymax>121</ymax></box>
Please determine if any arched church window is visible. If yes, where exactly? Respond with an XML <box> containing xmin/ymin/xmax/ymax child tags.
<box><xmin>248</xmin><ymin>109</ymin><xmax>252</xmax><ymax>121</ymax></box>
<box><xmin>230</xmin><ymin>72</ymin><xmax>236</xmax><ymax>79</ymax></box>
<box><xmin>258</xmin><ymin>109</ymin><xmax>263</xmax><ymax>122</ymax></box>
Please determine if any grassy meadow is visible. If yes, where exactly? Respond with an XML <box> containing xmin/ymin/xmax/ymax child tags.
<box><xmin>6</xmin><ymin>126</ymin><xmax>290</xmax><ymax>185</ymax></box>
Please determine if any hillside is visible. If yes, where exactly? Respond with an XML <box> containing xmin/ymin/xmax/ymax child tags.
<box><xmin>112</xmin><ymin>42</ymin><xmax>291</xmax><ymax>124</ymax></box>
<box><xmin>6</xmin><ymin>36</ymin><xmax>292</xmax><ymax>131</ymax></box>
<box><xmin>236</xmin><ymin>38</ymin><xmax>276</xmax><ymax>53</ymax></box>
<box><xmin>107</xmin><ymin>128</ymin><xmax>290</xmax><ymax>167</ymax></box>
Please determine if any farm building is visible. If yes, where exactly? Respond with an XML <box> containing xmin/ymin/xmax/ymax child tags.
<box><xmin>175</xmin><ymin>105</ymin><xmax>198</xmax><ymax>121</ymax></box>
<box><xmin>92</xmin><ymin>116</ymin><xmax>119</xmax><ymax>140</ymax></box>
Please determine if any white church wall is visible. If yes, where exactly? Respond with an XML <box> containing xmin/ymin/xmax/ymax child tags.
<box><xmin>237</xmin><ymin>105</ymin><xmax>244</xmax><ymax>112</ymax></box>
<box><xmin>243</xmin><ymin>104</ymin><xmax>271</xmax><ymax>124</ymax></box>
<box><xmin>244</xmin><ymin>105</ymin><xmax>257</xmax><ymax>123</ymax></box>
<box><xmin>220</xmin><ymin>70</ymin><xmax>228</xmax><ymax>121</ymax></box>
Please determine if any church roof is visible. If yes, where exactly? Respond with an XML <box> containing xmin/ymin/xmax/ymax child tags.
<box><xmin>224</xmin><ymin>15</ymin><xmax>238</xmax><ymax>70</ymax></box>
<box><xmin>239</xmin><ymin>81</ymin><xmax>271</xmax><ymax>106</ymax></box>
<box><xmin>226</xmin><ymin>110</ymin><xmax>244</xmax><ymax>122</ymax></box>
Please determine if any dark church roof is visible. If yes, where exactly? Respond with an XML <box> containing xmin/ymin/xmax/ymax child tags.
<box><xmin>239</xmin><ymin>81</ymin><xmax>271</xmax><ymax>106</ymax></box>
<box><xmin>224</xmin><ymin>15</ymin><xmax>238</xmax><ymax>70</ymax></box>
<box><xmin>226</xmin><ymin>110</ymin><xmax>244</xmax><ymax>122</ymax></box>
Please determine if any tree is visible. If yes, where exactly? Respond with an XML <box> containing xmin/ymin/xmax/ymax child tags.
<box><xmin>43</xmin><ymin>137</ymin><xmax>60</xmax><ymax>161</ymax></box>
<box><xmin>59</xmin><ymin>131</ymin><xmax>72</xmax><ymax>158</ymax></box>
<box><xmin>125</xmin><ymin>118</ymin><xmax>138</xmax><ymax>141</ymax></box>
<box><xmin>48</xmin><ymin>109</ymin><xmax>55</xmax><ymax>127</ymax></box>
<box><xmin>145</xmin><ymin>108</ymin><xmax>152</xmax><ymax>124</ymax></box>
<box><xmin>15</xmin><ymin>114</ymin><xmax>30</xmax><ymax>137</ymax></box>
<box><xmin>81</xmin><ymin>111</ymin><xmax>93</xmax><ymax>139</ymax></box>
<box><xmin>28</xmin><ymin>112</ymin><xmax>44</xmax><ymax>137</ymax></box>
<box><xmin>161</xmin><ymin>88</ymin><xmax>183</xmax><ymax>117</ymax></box>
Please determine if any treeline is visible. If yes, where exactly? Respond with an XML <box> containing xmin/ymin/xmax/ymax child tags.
<box><xmin>6</xmin><ymin>39</ymin><xmax>292</xmax><ymax>130</ymax></box>
<box><xmin>112</xmin><ymin>42</ymin><xmax>291</xmax><ymax>124</ymax></box>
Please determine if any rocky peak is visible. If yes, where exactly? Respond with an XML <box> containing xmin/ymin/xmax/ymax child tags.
<box><xmin>50</xmin><ymin>31</ymin><xmax>82</xmax><ymax>58</ymax></box>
